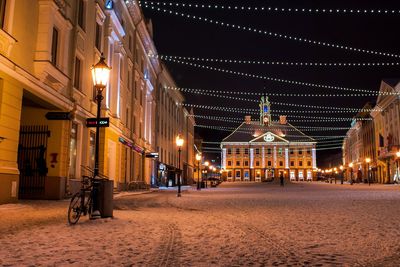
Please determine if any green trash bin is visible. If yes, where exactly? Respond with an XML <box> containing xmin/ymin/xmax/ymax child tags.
<box><xmin>97</xmin><ymin>179</ymin><xmax>113</xmax><ymax>218</ymax></box>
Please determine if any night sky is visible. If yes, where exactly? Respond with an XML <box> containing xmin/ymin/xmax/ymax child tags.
<box><xmin>141</xmin><ymin>0</ymin><xmax>400</xmax><ymax>167</ymax></box>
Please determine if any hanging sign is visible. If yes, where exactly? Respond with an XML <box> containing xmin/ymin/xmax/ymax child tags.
<box><xmin>86</xmin><ymin>118</ymin><xmax>109</xmax><ymax>127</ymax></box>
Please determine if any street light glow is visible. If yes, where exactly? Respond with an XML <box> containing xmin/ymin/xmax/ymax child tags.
<box><xmin>366</xmin><ymin>157</ymin><xmax>371</xmax><ymax>163</ymax></box>
<box><xmin>195</xmin><ymin>153</ymin><xmax>201</xmax><ymax>161</ymax></box>
<box><xmin>176</xmin><ymin>134</ymin><xmax>184</xmax><ymax>147</ymax></box>
<box><xmin>91</xmin><ymin>54</ymin><xmax>111</xmax><ymax>89</ymax></box>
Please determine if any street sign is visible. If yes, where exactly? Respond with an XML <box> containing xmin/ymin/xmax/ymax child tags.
<box><xmin>86</xmin><ymin>118</ymin><xmax>109</xmax><ymax>127</ymax></box>
<box><xmin>145</xmin><ymin>152</ymin><xmax>159</xmax><ymax>158</ymax></box>
<box><xmin>45</xmin><ymin>112</ymin><xmax>71</xmax><ymax>120</ymax></box>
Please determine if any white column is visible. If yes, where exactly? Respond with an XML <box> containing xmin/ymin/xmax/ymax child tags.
<box><xmin>312</xmin><ymin>147</ymin><xmax>317</xmax><ymax>168</ymax></box>
<box><xmin>273</xmin><ymin>146</ymin><xmax>277</xmax><ymax>168</ymax></box>
<box><xmin>250</xmin><ymin>148</ymin><xmax>254</xmax><ymax>168</ymax></box>
<box><xmin>261</xmin><ymin>147</ymin><xmax>265</xmax><ymax>168</ymax></box>
<box><xmin>285</xmin><ymin>147</ymin><xmax>289</xmax><ymax>169</ymax></box>
<box><xmin>222</xmin><ymin>148</ymin><xmax>227</xmax><ymax>169</ymax></box>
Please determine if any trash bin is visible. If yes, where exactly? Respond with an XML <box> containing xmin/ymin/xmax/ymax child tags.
<box><xmin>96</xmin><ymin>179</ymin><xmax>113</xmax><ymax>218</ymax></box>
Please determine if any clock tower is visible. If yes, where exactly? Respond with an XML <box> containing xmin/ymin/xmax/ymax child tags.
<box><xmin>259</xmin><ymin>96</ymin><xmax>271</xmax><ymax>126</ymax></box>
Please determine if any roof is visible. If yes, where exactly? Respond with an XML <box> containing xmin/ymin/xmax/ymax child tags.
<box><xmin>221</xmin><ymin>121</ymin><xmax>315</xmax><ymax>143</ymax></box>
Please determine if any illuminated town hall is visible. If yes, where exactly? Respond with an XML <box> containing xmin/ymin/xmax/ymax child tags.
<box><xmin>221</xmin><ymin>97</ymin><xmax>317</xmax><ymax>181</ymax></box>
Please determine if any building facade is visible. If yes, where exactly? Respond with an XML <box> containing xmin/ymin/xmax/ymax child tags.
<box><xmin>155</xmin><ymin>66</ymin><xmax>195</xmax><ymax>187</ymax></box>
<box><xmin>220</xmin><ymin>97</ymin><xmax>317</xmax><ymax>182</ymax></box>
<box><xmin>370</xmin><ymin>80</ymin><xmax>400</xmax><ymax>183</ymax></box>
<box><xmin>342</xmin><ymin>103</ymin><xmax>375</xmax><ymax>183</ymax></box>
<box><xmin>0</xmin><ymin>0</ymin><xmax>194</xmax><ymax>204</ymax></box>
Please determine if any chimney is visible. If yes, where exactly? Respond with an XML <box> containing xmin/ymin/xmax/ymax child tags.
<box><xmin>245</xmin><ymin>115</ymin><xmax>251</xmax><ymax>124</ymax></box>
<box><xmin>279</xmin><ymin>115</ymin><xmax>287</xmax><ymax>125</ymax></box>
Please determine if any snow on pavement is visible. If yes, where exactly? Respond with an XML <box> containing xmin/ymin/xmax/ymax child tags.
<box><xmin>0</xmin><ymin>182</ymin><xmax>400</xmax><ymax>266</ymax></box>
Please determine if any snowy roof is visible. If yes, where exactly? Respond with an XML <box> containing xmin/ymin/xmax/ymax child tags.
<box><xmin>222</xmin><ymin>121</ymin><xmax>315</xmax><ymax>143</ymax></box>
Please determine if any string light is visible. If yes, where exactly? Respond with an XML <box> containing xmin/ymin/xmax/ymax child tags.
<box><xmin>172</xmin><ymin>87</ymin><xmax>381</xmax><ymax>112</ymax></box>
<box><xmin>140</xmin><ymin>1</ymin><xmax>400</xmax><ymax>16</ymax></box>
<box><xmin>142</xmin><ymin>3</ymin><xmax>400</xmax><ymax>58</ymax></box>
<box><xmin>159</xmin><ymin>55</ymin><xmax>400</xmax><ymax>68</ymax></box>
<box><xmin>162</xmin><ymin>57</ymin><xmax>376</xmax><ymax>93</ymax></box>
<box><xmin>183</xmin><ymin>103</ymin><xmax>373</xmax><ymax>120</ymax></box>
<box><xmin>167</xmin><ymin>86</ymin><xmax>399</xmax><ymax>97</ymax></box>
<box><xmin>202</xmin><ymin>146</ymin><xmax>343</xmax><ymax>153</ymax></box>
<box><xmin>191</xmin><ymin>114</ymin><xmax>351</xmax><ymax>131</ymax></box>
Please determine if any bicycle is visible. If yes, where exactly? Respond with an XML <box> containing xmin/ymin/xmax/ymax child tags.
<box><xmin>68</xmin><ymin>176</ymin><xmax>95</xmax><ymax>225</ymax></box>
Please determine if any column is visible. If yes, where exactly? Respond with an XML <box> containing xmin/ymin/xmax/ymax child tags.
<box><xmin>250</xmin><ymin>148</ymin><xmax>254</xmax><ymax>168</ymax></box>
<box><xmin>222</xmin><ymin>148</ymin><xmax>227</xmax><ymax>169</ymax></box>
<box><xmin>273</xmin><ymin>146</ymin><xmax>277</xmax><ymax>168</ymax></box>
<box><xmin>312</xmin><ymin>147</ymin><xmax>317</xmax><ymax>169</ymax></box>
<box><xmin>261</xmin><ymin>147</ymin><xmax>265</xmax><ymax>168</ymax></box>
<box><xmin>285</xmin><ymin>147</ymin><xmax>289</xmax><ymax>169</ymax></box>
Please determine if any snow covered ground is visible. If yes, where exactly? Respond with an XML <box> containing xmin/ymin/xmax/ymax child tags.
<box><xmin>1</xmin><ymin>181</ymin><xmax>400</xmax><ymax>266</ymax></box>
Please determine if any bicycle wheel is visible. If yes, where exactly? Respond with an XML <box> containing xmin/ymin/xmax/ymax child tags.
<box><xmin>68</xmin><ymin>192</ymin><xmax>82</xmax><ymax>225</ymax></box>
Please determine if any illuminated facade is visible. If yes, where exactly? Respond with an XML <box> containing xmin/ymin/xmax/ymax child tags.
<box><xmin>0</xmin><ymin>0</ymin><xmax>194</xmax><ymax>203</ymax></box>
<box><xmin>220</xmin><ymin>97</ymin><xmax>317</xmax><ymax>182</ymax></box>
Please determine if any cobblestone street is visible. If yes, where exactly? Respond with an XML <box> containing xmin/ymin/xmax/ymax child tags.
<box><xmin>1</xmin><ymin>182</ymin><xmax>400</xmax><ymax>266</ymax></box>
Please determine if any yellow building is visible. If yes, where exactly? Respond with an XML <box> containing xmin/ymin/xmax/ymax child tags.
<box><xmin>221</xmin><ymin>97</ymin><xmax>317</xmax><ymax>182</ymax></box>
<box><xmin>0</xmin><ymin>0</ymin><xmax>194</xmax><ymax>204</ymax></box>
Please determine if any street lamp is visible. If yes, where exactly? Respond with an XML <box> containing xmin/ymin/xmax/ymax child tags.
<box><xmin>339</xmin><ymin>165</ymin><xmax>344</xmax><ymax>184</ymax></box>
<box><xmin>349</xmin><ymin>162</ymin><xmax>354</xmax><ymax>184</ymax></box>
<box><xmin>396</xmin><ymin>151</ymin><xmax>400</xmax><ymax>182</ymax></box>
<box><xmin>196</xmin><ymin>153</ymin><xmax>202</xmax><ymax>190</ymax></box>
<box><xmin>91</xmin><ymin>54</ymin><xmax>111</xmax><ymax>215</ymax></box>
<box><xmin>176</xmin><ymin>134</ymin><xmax>184</xmax><ymax>197</ymax></box>
<box><xmin>91</xmin><ymin>53</ymin><xmax>111</xmax><ymax>178</ymax></box>
<box><xmin>204</xmin><ymin>161</ymin><xmax>209</xmax><ymax>188</ymax></box>
<box><xmin>366</xmin><ymin>158</ymin><xmax>371</xmax><ymax>186</ymax></box>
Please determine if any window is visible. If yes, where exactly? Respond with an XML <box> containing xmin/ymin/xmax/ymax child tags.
<box><xmin>140</xmin><ymin>88</ymin><xmax>143</xmax><ymax>106</ymax></box>
<box><xmin>307</xmin><ymin>148</ymin><xmax>311</xmax><ymax>155</ymax></box>
<box><xmin>255</xmin><ymin>148</ymin><xmax>260</xmax><ymax>155</ymax></box>
<box><xmin>255</xmin><ymin>161</ymin><xmax>260</xmax><ymax>167</ymax></box>
<box><xmin>244</xmin><ymin>160</ymin><xmax>249</xmax><ymax>166</ymax></box>
<box><xmin>227</xmin><ymin>148</ymin><xmax>232</xmax><ymax>155</ymax></box>
<box><xmin>0</xmin><ymin>0</ymin><xmax>6</xmax><ymax>29</ymax></box>
<box><xmin>279</xmin><ymin>161</ymin><xmax>283</xmax><ymax>167</ymax></box>
<box><xmin>125</xmin><ymin>108</ymin><xmax>130</xmax><ymax>128</ymax></box>
<box><xmin>129</xmin><ymin>35</ymin><xmax>133</xmax><ymax>52</ymax></box>
<box><xmin>227</xmin><ymin>160</ymin><xmax>232</xmax><ymax>167</ymax></box>
<box><xmin>95</xmin><ymin>22</ymin><xmax>101</xmax><ymax>50</ymax></box>
<box><xmin>74</xmin><ymin>57</ymin><xmax>81</xmax><ymax>90</ymax></box>
<box><xmin>307</xmin><ymin>161</ymin><xmax>311</xmax><ymax>167</ymax></box>
<box><xmin>267</xmin><ymin>148</ymin><xmax>272</xmax><ymax>155</ymax></box>
<box><xmin>236</xmin><ymin>161</ymin><xmax>241</xmax><ymax>166</ymax></box>
<box><xmin>299</xmin><ymin>161</ymin><xmax>303</xmax><ymax>167</ymax></box>
<box><xmin>290</xmin><ymin>161</ymin><xmax>294</xmax><ymax>167</ymax></box>
<box><xmin>228</xmin><ymin>171</ymin><xmax>232</xmax><ymax>178</ymax></box>
<box><xmin>298</xmin><ymin>149</ymin><xmax>303</xmax><ymax>155</ymax></box>
<box><xmin>235</xmin><ymin>171</ymin><xmax>241</xmax><ymax>178</ymax></box>
<box><xmin>51</xmin><ymin>27</ymin><xmax>59</xmax><ymax>65</ymax></box>
<box><xmin>244</xmin><ymin>148</ymin><xmax>249</xmax><ymax>155</ymax></box>
<box><xmin>77</xmin><ymin>0</ymin><xmax>85</xmax><ymax>30</ymax></box>
<box><xmin>268</xmin><ymin>161</ymin><xmax>272</xmax><ymax>166</ymax></box>
<box><xmin>278</xmin><ymin>148</ymin><xmax>283</xmax><ymax>156</ymax></box>
<box><xmin>290</xmin><ymin>148</ymin><xmax>294</xmax><ymax>155</ymax></box>
<box><xmin>236</xmin><ymin>148</ymin><xmax>240</xmax><ymax>155</ymax></box>
<box><xmin>139</xmin><ymin>122</ymin><xmax>142</xmax><ymax>138</ymax></box>
<box><xmin>69</xmin><ymin>123</ymin><xmax>78</xmax><ymax>178</ymax></box>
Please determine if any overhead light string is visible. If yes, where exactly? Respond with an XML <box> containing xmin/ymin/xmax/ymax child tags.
<box><xmin>141</xmin><ymin>2</ymin><xmax>400</xmax><ymax>58</ymax></box>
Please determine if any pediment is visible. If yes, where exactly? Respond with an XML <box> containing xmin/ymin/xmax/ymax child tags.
<box><xmin>250</xmin><ymin>131</ymin><xmax>288</xmax><ymax>143</ymax></box>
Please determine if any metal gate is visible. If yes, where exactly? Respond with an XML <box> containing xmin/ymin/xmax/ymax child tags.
<box><xmin>17</xmin><ymin>125</ymin><xmax>50</xmax><ymax>199</ymax></box>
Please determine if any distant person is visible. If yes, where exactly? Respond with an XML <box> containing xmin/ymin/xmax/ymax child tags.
<box><xmin>280</xmin><ymin>173</ymin><xmax>284</xmax><ymax>187</ymax></box>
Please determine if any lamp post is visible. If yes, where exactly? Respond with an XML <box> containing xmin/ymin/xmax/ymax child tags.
<box><xmin>196</xmin><ymin>153</ymin><xmax>201</xmax><ymax>190</ymax></box>
<box><xmin>176</xmin><ymin>134</ymin><xmax>184</xmax><ymax>197</ymax></box>
<box><xmin>349</xmin><ymin>162</ymin><xmax>354</xmax><ymax>185</ymax></box>
<box><xmin>365</xmin><ymin>158</ymin><xmax>371</xmax><ymax>186</ymax></box>
<box><xmin>339</xmin><ymin>165</ymin><xmax>344</xmax><ymax>184</ymax></box>
<box><xmin>204</xmin><ymin>161</ymin><xmax>209</xmax><ymax>188</ymax></box>
<box><xmin>91</xmin><ymin>54</ymin><xmax>111</xmax><ymax>215</ymax></box>
<box><xmin>396</xmin><ymin>151</ymin><xmax>400</xmax><ymax>183</ymax></box>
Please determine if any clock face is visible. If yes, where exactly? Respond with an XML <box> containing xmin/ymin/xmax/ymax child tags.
<box><xmin>264</xmin><ymin>106</ymin><xmax>268</xmax><ymax>113</ymax></box>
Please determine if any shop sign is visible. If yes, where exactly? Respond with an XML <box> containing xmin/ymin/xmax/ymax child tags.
<box><xmin>119</xmin><ymin>137</ymin><xmax>133</xmax><ymax>148</ymax></box>
<box><xmin>146</xmin><ymin>152</ymin><xmax>159</xmax><ymax>158</ymax></box>
<box><xmin>45</xmin><ymin>112</ymin><xmax>71</xmax><ymax>120</ymax></box>
<box><xmin>133</xmin><ymin>145</ymin><xmax>144</xmax><ymax>154</ymax></box>
<box><xmin>86</xmin><ymin>118</ymin><xmax>109</xmax><ymax>127</ymax></box>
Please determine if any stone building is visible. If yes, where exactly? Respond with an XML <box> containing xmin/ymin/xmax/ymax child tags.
<box><xmin>0</xmin><ymin>0</ymin><xmax>194</xmax><ymax>204</ymax></box>
<box><xmin>220</xmin><ymin>97</ymin><xmax>317</xmax><ymax>182</ymax></box>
